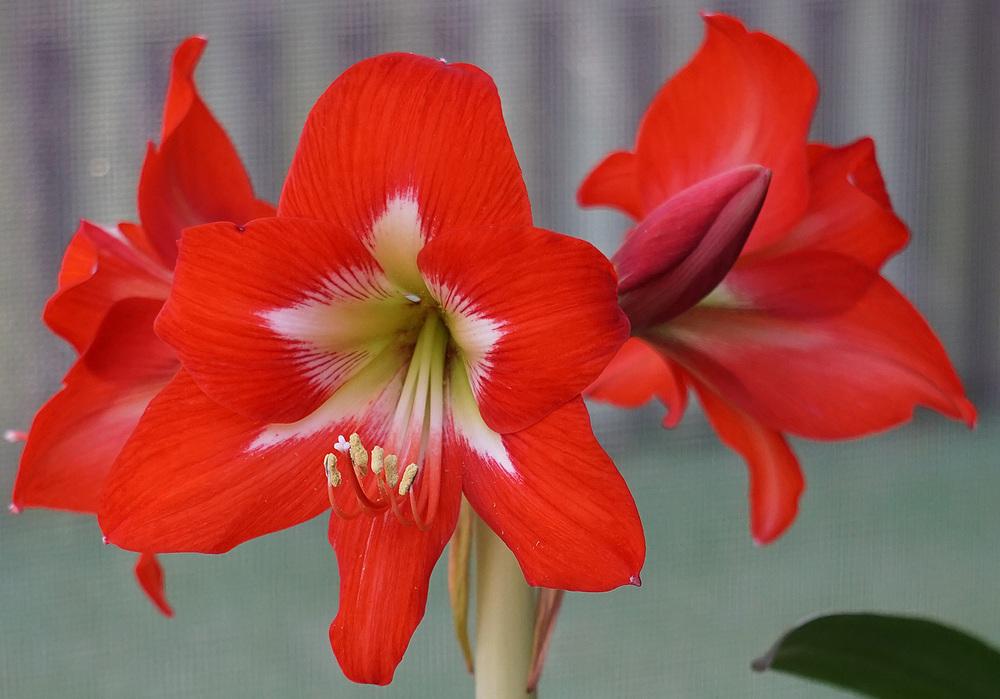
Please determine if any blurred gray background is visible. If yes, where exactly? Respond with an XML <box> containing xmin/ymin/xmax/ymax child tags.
<box><xmin>1</xmin><ymin>1</ymin><xmax>997</xmax><ymax>697</ymax></box>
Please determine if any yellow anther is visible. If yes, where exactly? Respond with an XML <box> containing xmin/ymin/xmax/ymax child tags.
<box><xmin>323</xmin><ymin>453</ymin><xmax>342</xmax><ymax>488</ymax></box>
<box><xmin>384</xmin><ymin>454</ymin><xmax>400</xmax><ymax>488</ymax></box>
<box><xmin>348</xmin><ymin>432</ymin><xmax>369</xmax><ymax>476</ymax></box>
<box><xmin>371</xmin><ymin>446</ymin><xmax>384</xmax><ymax>474</ymax></box>
<box><xmin>398</xmin><ymin>463</ymin><xmax>419</xmax><ymax>496</ymax></box>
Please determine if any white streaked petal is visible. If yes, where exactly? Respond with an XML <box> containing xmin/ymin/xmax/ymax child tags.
<box><xmin>249</xmin><ymin>348</ymin><xmax>406</xmax><ymax>451</ymax></box>
<box><xmin>430</xmin><ymin>281</ymin><xmax>506</xmax><ymax>395</ymax></box>
<box><xmin>259</xmin><ymin>266</ymin><xmax>415</xmax><ymax>395</ymax></box>
<box><xmin>369</xmin><ymin>193</ymin><xmax>427</xmax><ymax>295</ymax></box>
<box><xmin>447</xmin><ymin>361</ymin><xmax>517</xmax><ymax>478</ymax></box>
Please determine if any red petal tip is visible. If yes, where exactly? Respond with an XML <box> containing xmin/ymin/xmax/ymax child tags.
<box><xmin>102</xmin><ymin>535</ymin><xmax>110</xmax><ymax>545</ymax></box>
<box><xmin>628</xmin><ymin>574</ymin><xmax>642</xmax><ymax>587</ymax></box>
<box><xmin>4</xmin><ymin>429</ymin><xmax>27</xmax><ymax>443</ymax></box>
<box><xmin>8</xmin><ymin>503</ymin><xmax>21</xmax><ymax>515</ymax></box>
<box><xmin>175</xmin><ymin>35</ymin><xmax>208</xmax><ymax>60</ymax></box>
<box><xmin>956</xmin><ymin>398</ymin><xmax>978</xmax><ymax>429</ymax></box>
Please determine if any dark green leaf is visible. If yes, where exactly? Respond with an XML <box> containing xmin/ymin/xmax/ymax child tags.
<box><xmin>753</xmin><ymin>613</ymin><xmax>1000</xmax><ymax>698</ymax></box>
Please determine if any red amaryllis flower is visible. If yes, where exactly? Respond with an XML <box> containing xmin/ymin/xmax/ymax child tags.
<box><xmin>97</xmin><ymin>53</ymin><xmax>644</xmax><ymax>684</ymax></box>
<box><xmin>581</xmin><ymin>13</ymin><xmax>975</xmax><ymax>545</ymax></box>
<box><xmin>10</xmin><ymin>36</ymin><xmax>273</xmax><ymax>615</ymax></box>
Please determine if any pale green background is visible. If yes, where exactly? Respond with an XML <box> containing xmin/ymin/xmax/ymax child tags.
<box><xmin>1</xmin><ymin>1</ymin><xmax>998</xmax><ymax>697</ymax></box>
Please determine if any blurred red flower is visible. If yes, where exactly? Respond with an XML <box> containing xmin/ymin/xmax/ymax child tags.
<box><xmin>582</xmin><ymin>13</ymin><xmax>975</xmax><ymax>544</ymax></box>
<box><xmin>96</xmin><ymin>53</ymin><xmax>643</xmax><ymax>684</ymax></box>
<box><xmin>10</xmin><ymin>36</ymin><xmax>273</xmax><ymax>615</ymax></box>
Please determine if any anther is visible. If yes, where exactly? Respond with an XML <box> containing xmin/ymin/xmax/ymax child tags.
<box><xmin>384</xmin><ymin>454</ymin><xmax>400</xmax><ymax>488</ymax></box>
<box><xmin>398</xmin><ymin>463</ymin><xmax>419</xmax><ymax>496</ymax></box>
<box><xmin>323</xmin><ymin>452</ymin><xmax>342</xmax><ymax>488</ymax></box>
<box><xmin>371</xmin><ymin>446</ymin><xmax>384</xmax><ymax>475</ymax></box>
<box><xmin>348</xmin><ymin>433</ymin><xmax>369</xmax><ymax>476</ymax></box>
<box><xmin>404</xmin><ymin>293</ymin><xmax>421</xmax><ymax>303</ymax></box>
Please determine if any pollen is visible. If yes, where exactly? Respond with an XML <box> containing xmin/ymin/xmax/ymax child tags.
<box><xmin>384</xmin><ymin>454</ymin><xmax>400</xmax><ymax>488</ymax></box>
<box><xmin>348</xmin><ymin>433</ymin><xmax>369</xmax><ymax>476</ymax></box>
<box><xmin>398</xmin><ymin>463</ymin><xmax>419</xmax><ymax>496</ymax></box>
<box><xmin>324</xmin><ymin>429</ymin><xmax>434</xmax><ymax>526</ymax></box>
<box><xmin>371</xmin><ymin>446</ymin><xmax>384</xmax><ymax>474</ymax></box>
<box><xmin>323</xmin><ymin>452</ymin><xmax>342</xmax><ymax>487</ymax></box>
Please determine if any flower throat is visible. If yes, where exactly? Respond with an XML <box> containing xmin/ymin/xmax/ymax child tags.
<box><xmin>323</xmin><ymin>311</ymin><xmax>448</xmax><ymax>530</ymax></box>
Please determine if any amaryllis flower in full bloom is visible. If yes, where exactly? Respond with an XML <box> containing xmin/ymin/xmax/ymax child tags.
<box><xmin>9</xmin><ymin>36</ymin><xmax>273</xmax><ymax>615</ymax></box>
<box><xmin>581</xmin><ymin>13</ymin><xmax>975</xmax><ymax>544</ymax></box>
<box><xmin>97</xmin><ymin>53</ymin><xmax>644</xmax><ymax>684</ymax></box>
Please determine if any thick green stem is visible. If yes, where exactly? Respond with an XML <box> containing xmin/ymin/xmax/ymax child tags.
<box><xmin>474</xmin><ymin>517</ymin><xmax>537</xmax><ymax>699</ymax></box>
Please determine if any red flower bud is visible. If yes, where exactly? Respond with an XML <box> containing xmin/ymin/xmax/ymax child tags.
<box><xmin>614</xmin><ymin>164</ymin><xmax>771</xmax><ymax>329</ymax></box>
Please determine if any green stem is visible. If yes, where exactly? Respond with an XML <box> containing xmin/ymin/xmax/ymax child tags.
<box><xmin>474</xmin><ymin>516</ymin><xmax>537</xmax><ymax>699</ymax></box>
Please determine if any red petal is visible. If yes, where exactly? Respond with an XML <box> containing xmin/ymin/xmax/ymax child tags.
<box><xmin>457</xmin><ymin>396</ymin><xmax>644</xmax><ymax>591</ymax></box>
<box><xmin>99</xmin><ymin>357</ymin><xmax>406</xmax><ymax>553</ymax></box>
<box><xmin>157</xmin><ymin>218</ymin><xmax>410</xmax><ymax>424</ymax></box>
<box><xmin>80</xmin><ymin>298</ymin><xmax>178</xmax><ymax>382</ymax></box>
<box><xmin>138</xmin><ymin>37</ymin><xmax>274</xmax><ymax>268</ymax></box>
<box><xmin>134</xmin><ymin>552</ymin><xmax>174</xmax><ymax>618</ymax></box>
<box><xmin>43</xmin><ymin>221</ymin><xmax>171</xmax><ymax>355</ymax></box>
<box><xmin>327</xmin><ymin>445</ymin><xmax>463</xmax><ymax>684</ymax></box>
<box><xmin>661</xmin><ymin>251</ymin><xmax>976</xmax><ymax>439</ymax></box>
<box><xmin>615</xmin><ymin>165</ymin><xmax>770</xmax><ymax>327</ymax></box>
<box><xmin>13</xmin><ymin>299</ymin><xmax>176</xmax><ymax>514</ymax></box>
<box><xmin>632</xmin><ymin>13</ymin><xmax>817</xmax><ymax>252</ymax></box>
<box><xmin>419</xmin><ymin>225</ymin><xmax>628</xmax><ymax>434</ymax></box>
<box><xmin>577</xmin><ymin>150</ymin><xmax>643</xmax><ymax>220</ymax></box>
<box><xmin>767</xmin><ymin>138</ymin><xmax>908</xmax><ymax>267</ymax></box>
<box><xmin>694</xmin><ymin>383</ymin><xmax>804</xmax><ymax>545</ymax></box>
<box><xmin>278</xmin><ymin>53</ymin><xmax>531</xmax><ymax>240</ymax></box>
<box><xmin>586</xmin><ymin>338</ymin><xmax>688</xmax><ymax>429</ymax></box>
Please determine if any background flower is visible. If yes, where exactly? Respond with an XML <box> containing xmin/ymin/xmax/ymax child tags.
<box><xmin>9</xmin><ymin>36</ymin><xmax>273</xmax><ymax>616</ymax></box>
<box><xmin>582</xmin><ymin>13</ymin><xmax>975</xmax><ymax>545</ymax></box>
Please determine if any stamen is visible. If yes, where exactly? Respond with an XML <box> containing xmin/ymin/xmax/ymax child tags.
<box><xmin>348</xmin><ymin>433</ymin><xmax>368</xmax><ymax>476</ymax></box>
<box><xmin>371</xmin><ymin>446</ymin><xmax>384</xmax><ymax>475</ymax></box>
<box><xmin>324</xmin><ymin>437</ymin><xmax>389</xmax><ymax>519</ymax></box>
<box><xmin>323</xmin><ymin>453</ymin><xmax>342</xmax><ymax>488</ymax></box>
<box><xmin>384</xmin><ymin>454</ymin><xmax>400</xmax><ymax>488</ymax></box>
<box><xmin>404</xmin><ymin>293</ymin><xmax>421</xmax><ymax>303</ymax></box>
<box><xmin>324</xmin><ymin>450</ymin><xmax>361</xmax><ymax>520</ymax></box>
<box><xmin>398</xmin><ymin>463</ymin><xmax>419</xmax><ymax>496</ymax></box>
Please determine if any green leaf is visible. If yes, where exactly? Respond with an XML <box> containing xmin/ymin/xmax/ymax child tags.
<box><xmin>752</xmin><ymin>613</ymin><xmax>1000</xmax><ymax>698</ymax></box>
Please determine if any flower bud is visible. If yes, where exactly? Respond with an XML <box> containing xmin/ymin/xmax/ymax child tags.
<box><xmin>614</xmin><ymin>164</ymin><xmax>771</xmax><ymax>329</ymax></box>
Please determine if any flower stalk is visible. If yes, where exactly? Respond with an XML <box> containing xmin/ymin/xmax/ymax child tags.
<box><xmin>474</xmin><ymin>515</ymin><xmax>537</xmax><ymax>698</ymax></box>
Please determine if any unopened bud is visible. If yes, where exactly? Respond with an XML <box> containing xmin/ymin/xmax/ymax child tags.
<box><xmin>614</xmin><ymin>164</ymin><xmax>771</xmax><ymax>329</ymax></box>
